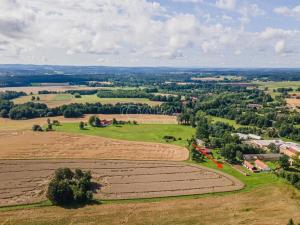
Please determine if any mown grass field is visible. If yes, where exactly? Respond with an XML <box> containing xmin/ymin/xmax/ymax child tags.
<box><xmin>13</xmin><ymin>93</ymin><xmax>161</xmax><ymax>107</ymax></box>
<box><xmin>55</xmin><ymin>123</ymin><xmax>195</xmax><ymax>147</ymax></box>
<box><xmin>255</xmin><ymin>81</ymin><xmax>300</xmax><ymax>98</ymax></box>
<box><xmin>208</xmin><ymin>115</ymin><xmax>245</xmax><ymax>128</ymax></box>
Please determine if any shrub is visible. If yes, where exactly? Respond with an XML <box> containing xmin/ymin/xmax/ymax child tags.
<box><xmin>163</xmin><ymin>135</ymin><xmax>176</xmax><ymax>142</ymax></box>
<box><xmin>32</xmin><ymin>124</ymin><xmax>43</xmax><ymax>132</ymax></box>
<box><xmin>74</xmin><ymin>93</ymin><xmax>81</xmax><ymax>98</ymax></box>
<box><xmin>47</xmin><ymin>168</ymin><xmax>93</xmax><ymax>206</ymax></box>
<box><xmin>79</xmin><ymin>121</ymin><xmax>85</xmax><ymax>130</ymax></box>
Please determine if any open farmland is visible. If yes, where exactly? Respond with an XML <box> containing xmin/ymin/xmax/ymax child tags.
<box><xmin>0</xmin><ymin>85</ymin><xmax>99</xmax><ymax>94</ymax></box>
<box><xmin>13</xmin><ymin>93</ymin><xmax>161</xmax><ymax>107</ymax></box>
<box><xmin>0</xmin><ymin>131</ymin><xmax>188</xmax><ymax>161</ymax></box>
<box><xmin>286</xmin><ymin>98</ymin><xmax>300</xmax><ymax>108</ymax></box>
<box><xmin>55</xmin><ymin>123</ymin><xmax>194</xmax><ymax>147</ymax></box>
<box><xmin>0</xmin><ymin>159</ymin><xmax>243</xmax><ymax>206</ymax></box>
<box><xmin>0</xmin><ymin>114</ymin><xmax>177</xmax><ymax>131</ymax></box>
<box><xmin>1</xmin><ymin>185</ymin><xmax>299</xmax><ymax>225</ymax></box>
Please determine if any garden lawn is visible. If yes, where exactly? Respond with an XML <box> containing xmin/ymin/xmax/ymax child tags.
<box><xmin>54</xmin><ymin>123</ymin><xmax>195</xmax><ymax>147</ymax></box>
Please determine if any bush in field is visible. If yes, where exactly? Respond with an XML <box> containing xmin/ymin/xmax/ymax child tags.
<box><xmin>47</xmin><ymin>168</ymin><xmax>93</xmax><ymax>206</ymax></box>
<box><xmin>74</xmin><ymin>93</ymin><xmax>81</xmax><ymax>98</ymax></box>
<box><xmin>163</xmin><ymin>135</ymin><xmax>176</xmax><ymax>142</ymax></box>
<box><xmin>32</xmin><ymin>124</ymin><xmax>43</xmax><ymax>132</ymax></box>
<box><xmin>79</xmin><ymin>121</ymin><xmax>85</xmax><ymax>130</ymax></box>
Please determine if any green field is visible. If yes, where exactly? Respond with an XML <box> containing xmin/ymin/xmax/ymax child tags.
<box><xmin>198</xmin><ymin>159</ymin><xmax>281</xmax><ymax>192</ymax></box>
<box><xmin>208</xmin><ymin>115</ymin><xmax>246</xmax><ymax>128</ymax></box>
<box><xmin>255</xmin><ymin>81</ymin><xmax>300</xmax><ymax>98</ymax></box>
<box><xmin>54</xmin><ymin>123</ymin><xmax>195</xmax><ymax>147</ymax></box>
<box><xmin>55</xmin><ymin>121</ymin><xmax>281</xmax><ymax>190</ymax></box>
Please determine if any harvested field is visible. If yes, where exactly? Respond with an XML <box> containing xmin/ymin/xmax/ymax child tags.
<box><xmin>0</xmin><ymin>159</ymin><xmax>243</xmax><ymax>206</ymax></box>
<box><xmin>287</xmin><ymin>98</ymin><xmax>300</xmax><ymax>108</ymax></box>
<box><xmin>1</xmin><ymin>185</ymin><xmax>298</xmax><ymax>225</ymax></box>
<box><xmin>0</xmin><ymin>131</ymin><xmax>188</xmax><ymax>161</ymax></box>
<box><xmin>13</xmin><ymin>94</ymin><xmax>161</xmax><ymax>107</ymax></box>
<box><xmin>0</xmin><ymin>114</ymin><xmax>177</xmax><ymax>131</ymax></box>
<box><xmin>0</xmin><ymin>85</ymin><xmax>98</xmax><ymax>94</ymax></box>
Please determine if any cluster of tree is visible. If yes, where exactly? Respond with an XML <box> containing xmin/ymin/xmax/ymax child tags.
<box><xmin>149</xmin><ymin>95</ymin><xmax>181</xmax><ymax>102</ymax></box>
<box><xmin>66</xmin><ymin>90</ymin><xmax>98</xmax><ymax>95</ymax></box>
<box><xmin>0</xmin><ymin>91</ymin><xmax>26</xmax><ymax>100</ymax></box>
<box><xmin>37</xmin><ymin>90</ymin><xmax>58</xmax><ymax>94</ymax></box>
<box><xmin>32</xmin><ymin>119</ymin><xmax>59</xmax><ymax>132</ymax></box>
<box><xmin>187</xmin><ymin>137</ymin><xmax>205</xmax><ymax>163</ymax></box>
<box><xmin>47</xmin><ymin>168</ymin><xmax>93</xmax><ymax>206</ymax></box>
<box><xmin>2</xmin><ymin>101</ymin><xmax>182</xmax><ymax>120</ymax></box>
<box><xmin>194</xmin><ymin>111</ymin><xmax>262</xmax><ymax>163</ymax></box>
<box><xmin>112</xmin><ymin>118</ymin><xmax>137</xmax><ymax>125</ymax></box>
<box><xmin>276</xmin><ymin>169</ymin><xmax>300</xmax><ymax>190</ymax></box>
<box><xmin>96</xmin><ymin>89</ymin><xmax>152</xmax><ymax>98</ymax></box>
<box><xmin>275</xmin><ymin>87</ymin><xmax>293</xmax><ymax>93</ymax></box>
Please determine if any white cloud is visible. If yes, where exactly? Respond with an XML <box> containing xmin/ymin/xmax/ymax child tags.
<box><xmin>0</xmin><ymin>0</ymin><xmax>299</xmax><ymax>67</ymax></box>
<box><xmin>274</xmin><ymin>5</ymin><xmax>300</xmax><ymax>20</ymax></box>
<box><xmin>172</xmin><ymin>0</ymin><xmax>203</xmax><ymax>3</ymax></box>
<box><xmin>260</xmin><ymin>27</ymin><xmax>294</xmax><ymax>40</ymax></box>
<box><xmin>275</xmin><ymin>40</ymin><xmax>285</xmax><ymax>54</ymax></box>
<box><xmin>215</xmin><ymin>0</ymin><xmax>236</xmax><ymax>11</ymax></box>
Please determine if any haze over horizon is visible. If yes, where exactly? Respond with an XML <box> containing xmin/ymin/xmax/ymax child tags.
<box><xmin>0</xmin><ymin>0</ymin><xmax>300</xmax><ymax>67</ymax></box>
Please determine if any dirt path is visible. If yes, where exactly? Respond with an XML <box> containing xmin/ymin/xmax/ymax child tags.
<box><xmin>0</xmin><ymin>159</ymin><xmax>244</xmax><ymax>206</ymax></box>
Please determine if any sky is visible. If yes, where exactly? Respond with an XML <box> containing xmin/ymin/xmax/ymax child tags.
<box><xmin>0</xmin><ymin>0</ymin><xmax>300</xmax><ymax>67</ymax></box>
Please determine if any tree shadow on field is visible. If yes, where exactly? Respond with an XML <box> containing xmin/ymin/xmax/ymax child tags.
<box><xmin>60</xmin><ymin>182</ymin><xmax>103</xmax><ymax>209</ymax></box>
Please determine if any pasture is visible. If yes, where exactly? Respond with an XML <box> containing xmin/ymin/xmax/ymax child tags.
<box><xmin>54</xmin><ymin>123</ymin><xmax>195</xmax><ymax>147</ymax></box>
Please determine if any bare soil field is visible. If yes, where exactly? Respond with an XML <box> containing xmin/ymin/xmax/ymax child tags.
<box><xmin>287</xmin><ymin>98</ymin><xmax>300</xmax><ymax>108</ymax></box>
<box><xmin>0</xmin><ymin>114</ymin><xmax>177</xmax><ymax>131</ymax></box>
<box><xmin>0</xmin><ymin>85</ymin><xmax>98</xmax><ymax>94</ymax></box>
<box><xmin>0</xmin><ymin>131</ymin><xmax>188</xmax><ymax>161</ymax></box>
<box><xmin>0</xmin><ymin>159</ymin><xmax>243</xmax><ymax>206</ymax></box>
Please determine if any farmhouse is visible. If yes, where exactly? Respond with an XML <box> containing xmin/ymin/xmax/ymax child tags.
<box><xmin>249</xmin><ymin>139</ymin><xmax>284</xmax><ymax>150</ymax></box>
<box><xmin>234</xmin><ymin>133</ymin><xmax>262</xmax><ymax>141</ymax></box>
<box><xmin>254</xmin><ymin>159</ymin><xmax>271</xmax><ymax>172</ymax></box>
<box><xmin>243</xmin><ymin>160</ymin><xmax>258</xmax><ymax>173</ymax></box>
<box><xmin>243</xmin><ymin>154</ymin><xmax>282</xmax><ymax>161</ymax></box>
<box><xmin>279</xmin><ymin>142</ymin><xmax>300</xmax><ymax>162</ymax></box>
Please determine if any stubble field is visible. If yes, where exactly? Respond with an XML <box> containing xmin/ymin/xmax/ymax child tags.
<box><xmin>0</xmin><ymin>130</ymin><xmax>188</xmax><ymax>161</ymax></box>
<box><xmin>0</xmin><ymin>159</ymin><xmax>243</xmax><ymax>206</ymax></box>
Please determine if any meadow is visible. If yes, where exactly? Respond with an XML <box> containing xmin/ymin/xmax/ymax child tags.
<box><xmin>54</xmin><ymin>123</ymin><xmax>195</xmax><ymax>147</ymax></box>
